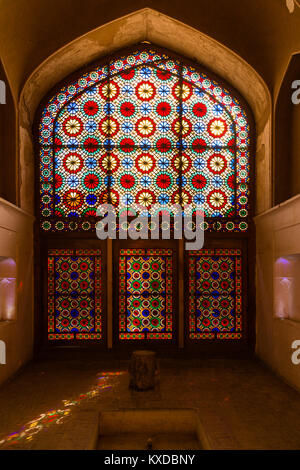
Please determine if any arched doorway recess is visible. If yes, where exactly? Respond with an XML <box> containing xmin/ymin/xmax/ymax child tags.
<box><xmin>35</xmin><ymin>43</ymin><xmax>255</xmax><ymax>353</ymax></box>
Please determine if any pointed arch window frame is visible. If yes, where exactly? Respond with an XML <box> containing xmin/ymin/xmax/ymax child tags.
<box><xmin>36</xmin><ymin>42</ymin><xmax>255</xmax><ymax>234</ymax></box>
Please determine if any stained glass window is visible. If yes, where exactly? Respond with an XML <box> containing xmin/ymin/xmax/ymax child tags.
<box><xmin>188</xmin><ymin>249</ymin><xmax>242</xmax><ymax>339</ymax></box>
<box><xmin>47</xmin><ymin>249</ymin><xmax>102</xmax><ymax>340</ymax></box>
<box><xmin>119</xmin><ymin>249</ymin><xmax>173</xmax><ymax>340</ymax></box>
<box><xmin>39</xmin><ymin>44</ymin><xmax>250</xmax><ymax>233</ymax></box>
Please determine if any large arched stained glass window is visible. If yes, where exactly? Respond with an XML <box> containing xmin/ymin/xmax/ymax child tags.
<box><xmin>38</xmin><ymin>44</ymin><xmax>251</xmax><ymax>233</ymax></box>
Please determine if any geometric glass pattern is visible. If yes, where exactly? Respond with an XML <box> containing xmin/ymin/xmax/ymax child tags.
<box><xmin>188</xmin><ymin>249</ymin><xmax>242</xmax><ymax>339</ymax></box>
<box><xmin>119</xmin><ymin>249</ymin><xmax>173</xmax><ymax>340</ymax></box>
<box><xmin>39</xmin><ymin>44</ymin><xmax>250</xmax><ymax>233</ymax></box>
<box><xmin>47</xmin><ymin>249</ymin><xmax>102</xmax><ymax>340</ymax></box>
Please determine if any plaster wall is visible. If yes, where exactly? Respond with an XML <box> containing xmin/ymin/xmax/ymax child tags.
<box><xmin>255</xmin><ymin>194</ymin><xmax>300</xmax><ymax>391</ymax></box>
<box><xmin>0</xmin><ymin>198</ymin><xmax>34</xmax><ymax>386</ymax></box>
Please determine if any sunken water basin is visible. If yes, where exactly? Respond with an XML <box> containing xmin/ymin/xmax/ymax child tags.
<box><xmin>97</xmin><ymin>409</ymin><xmax>210</xmax><ymax>450</ymax></box>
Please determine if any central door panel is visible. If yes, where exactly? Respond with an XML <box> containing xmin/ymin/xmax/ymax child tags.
<box><xmin>113</xmin><ymin>239</ymin><xmax>178</xmax><ymax>349</ymax></box>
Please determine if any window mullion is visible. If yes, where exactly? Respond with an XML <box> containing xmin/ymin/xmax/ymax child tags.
<box><xmin>178</xmin><ymin>63</ymin><xmax>184</xmax><ymax>209</ymax></box>
<box><xmin>106</xmin><ymin>62</ymin><xmax>112</xmax><ymax>204</ymax></box>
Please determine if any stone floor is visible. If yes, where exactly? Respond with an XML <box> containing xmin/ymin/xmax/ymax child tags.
<box><xmin>0</xmin><ymin>354</ymin><xmax>299</xmax><ymax>450</ymax></box>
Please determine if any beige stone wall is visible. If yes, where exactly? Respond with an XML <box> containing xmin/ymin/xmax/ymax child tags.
<box><xmin>0</xmin><ymin>198</ymin><xmax>34</xmax><ymax>386</ymax></box>
<box><xmin>255</xmin><ymin>195</ymin><xmax>300</xmax><ymax>391</ymax></box>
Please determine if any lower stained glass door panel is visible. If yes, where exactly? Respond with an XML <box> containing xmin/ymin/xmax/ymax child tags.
<box><xmin>188</xmin><ymin>249</ymin><xmax>243</xmax><ymax>340</ymax></box>
<box><xmin>45</xmin><ymin>245</ymin><xmax>246</xmax><ymax>347</ymax></box>
<box><xmin>118</xmin><ymin>248</ymin><xmax>173</xmax><ymax>340</ymax></box>
<box><xmin>47</xmin><ymin>248</ymin><xmax>102</xmax><ymax>340</ymax></box>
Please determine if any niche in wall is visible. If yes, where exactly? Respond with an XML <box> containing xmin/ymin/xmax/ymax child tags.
<box><xmin>274</xmin><ymin>255</ymin><xmax>300</xmax><ymax>321</ymax></box>
<box><xmin>0</xmin><ymin>257</ymin><xmax>16</xmax><ymax>321</ymax></box>
<box><xmin>275</xmin><ymin>53</ymin><xmax>300</xmax><ymax>205</ymax></box>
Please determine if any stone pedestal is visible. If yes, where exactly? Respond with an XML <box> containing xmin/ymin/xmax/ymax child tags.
<box><xmin>129</xmin><ymin>350</ymin><xmax>158</xmax><ymax>391</ymax></box>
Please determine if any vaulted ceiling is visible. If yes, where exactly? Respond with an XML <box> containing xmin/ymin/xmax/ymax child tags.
<box><xmin>0</xmin><ymin>0</ymin><xmax>299</xmax><ymax>101</ymax></box>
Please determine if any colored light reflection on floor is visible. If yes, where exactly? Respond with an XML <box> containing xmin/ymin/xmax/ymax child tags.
<box><xmin>0</xmin><ymin>370</ymin><xmax>126</xmax><ymax>448</ymax></box>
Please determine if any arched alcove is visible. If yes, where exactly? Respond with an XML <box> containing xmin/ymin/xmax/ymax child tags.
<box><xmin>16</xmin><ymin>8</ymin><xmax>271</xmax><ymax>355</ymax></box>
<box><xmin>274</xmin><ymin>52</ymin><xmax>300</xmax><ymax>205</ymax></box>
<box><xmin>33</xmin><ymin>41</ymin><xmax>255</xmax><ymax>351</ymax></box>
<box><xmin>0</xmin><ymin>59</ymin><xmax>16</xmax><ymax>204</ymax></box>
